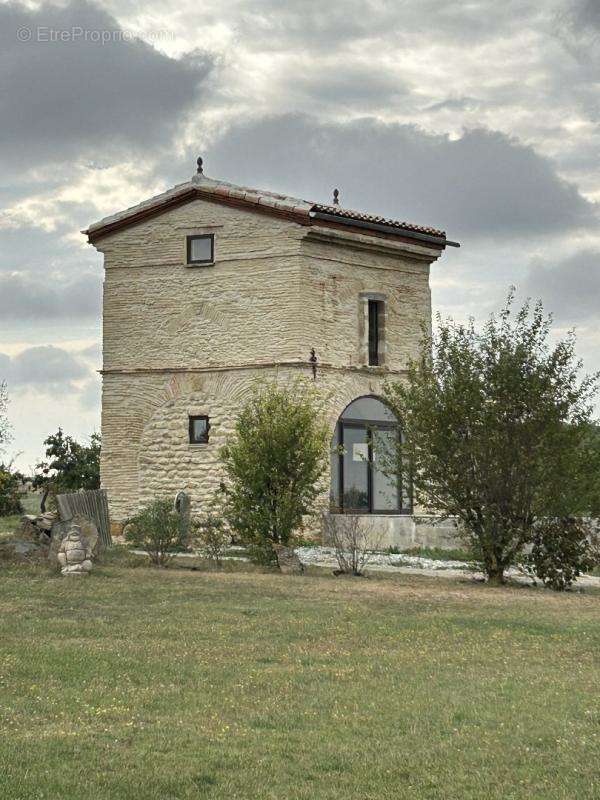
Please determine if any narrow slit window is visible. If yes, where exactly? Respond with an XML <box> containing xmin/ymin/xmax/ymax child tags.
<box><xmin>368</xmin><ymin>300</ymin><xmax>381</xmax><ymax>366</ymax></box>
<box><xmin>189</xmin><ymin>415</ymin><xmax>210</xmax><ymax>444</ymax></box>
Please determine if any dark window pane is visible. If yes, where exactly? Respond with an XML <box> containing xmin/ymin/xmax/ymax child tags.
<box><xmin>189</xmin><ymin>416</ymin><xmax>209</xmax><ymax>443</ymax></box>
<box><xmin>341</xmin><ymin>426</ymin><xmax>369</xmax><ymax>511</ymax></box>
<box><xmin>368</xmin><ymin>300</ymin><xmax>379</xmax><ymax>365</ymax></box>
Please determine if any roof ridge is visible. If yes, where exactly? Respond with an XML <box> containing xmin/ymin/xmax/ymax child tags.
<box><xmin>85</xmin><ymin>172</ymin><xmax>454</xmax><ymax>246</ymax></box>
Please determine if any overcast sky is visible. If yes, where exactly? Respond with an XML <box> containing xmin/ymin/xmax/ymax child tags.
<box><xmin>1</xmin><ymin>0</ymin><xmax>599</xmax><ymax>471</ymax></box>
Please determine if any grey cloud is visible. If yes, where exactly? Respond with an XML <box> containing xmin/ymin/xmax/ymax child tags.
<box><xmin>79</xmin><ymin>342</ymin><xmax>102</xmax><ymax>362</ymax></box>
<box><xmin>202</xmin><ymin>114</ymin><xmax>598</xmax><ymax>239</ymax></box>
<box><xmin>0</xmin><ymin>353</ymin><xmax>10</xmax><ymax>378</ymax></box>
<box><xmin>523</xmin><ymin>249</ymin><xmax>600</xmax><ymax>324</ymax></box>
<box><xmin>424</xmin><ymin>97</ymin><xmax>484</xmax><ymax>113</ymax></box>
<box><xmin>568</xmin><ymin>0</ymin><xmax>600</xmax><ymax>32</ymax></box>
<box><xmin>0</xmin><ymin>0</ymin><xmax>213</xmax><ymax>171</ymax></box>
<box><xmin>0</xmin><ymin>346</ymin><xmax>91</xmax><ymax>393</ymax></box>
<box><xmin>0</xmin><ymin>272</ymin><xmax>102</xmax><ymax>321</ymax></box>
<box><xmin>234</xmin><ymin>0</ymin><xmax>535</xmax><ymax>51</ymax></box>
<box><xmin>290</xmin><ymin>66</ymin><xmax>411</xmax><ymax>113</ymax></box>
<box><xmin>78</xmin><ymin>376</ymin><xmax>102</xmax><ymax>411</ymax></box>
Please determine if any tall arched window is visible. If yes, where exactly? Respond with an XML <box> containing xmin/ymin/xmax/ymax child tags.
<box><xmin>330</xmin><ymin>396</ymin><xmax>411</xmax><ymax>514</ymax></box>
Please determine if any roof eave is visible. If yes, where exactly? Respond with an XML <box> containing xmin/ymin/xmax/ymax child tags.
<box><xmin>309</xmin><ymin>211</ymin><xmax>460</xmax><ymax>248</ymax></box>
<box><xmin>84</xmin><ymin>184</ymin><xmax>313</xmax><ymax>245</ymax></box>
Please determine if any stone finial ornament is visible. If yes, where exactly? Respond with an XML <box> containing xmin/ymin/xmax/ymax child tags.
<box><xmin>196</xmin><ymin>156</ymin><xmax>204</xmax><ymax>174</ymax></box>
<box><xmin>57</xmin><ymin>523</ymin><xmax>93</xmax><ymax>576</ymax></box>
<box><xmin>333</xmin><ymin>188</ymin><xmax>340</xmax><ymax>205</ymax></box>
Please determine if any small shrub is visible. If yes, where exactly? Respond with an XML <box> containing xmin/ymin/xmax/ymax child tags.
<box><xmin>522</xmin><ymin>517</ymin><xmax>600</xmax><ymax>591</ymax></box>
<box><xmin>322</xmin><ymin>514</ymin><xmax>383</xmax><ymax>576</ymax></box>
<box><xmin>124</xmin><ymin>499</ymin><xmax>182</xmax><ymax>567</ymax></box>
<box><xmin>193</xmin><ymin>510</ymin><xmax>230</xmax><ymax>567</ymax></box>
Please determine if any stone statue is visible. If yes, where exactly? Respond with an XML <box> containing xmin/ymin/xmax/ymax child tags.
<box><xmin>57</xmin><ymin>524</ymin><xmax>93</xmax><ymax>576</ymax></box>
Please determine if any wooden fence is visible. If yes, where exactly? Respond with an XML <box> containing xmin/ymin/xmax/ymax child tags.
<box><xmin>56</xmin><ymin>488</ymin><xmax>112</xmax><ymax>549</ymax></box>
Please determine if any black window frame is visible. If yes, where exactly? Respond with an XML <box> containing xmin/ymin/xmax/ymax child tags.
<box><xmin>186</xmin><ymin>234</ymin><xmax>215</xmax><ymax>266</ymax></box>
<box><xmin>189</xmin><ymin>415</ymin><xmax>210</xmax><ymax>444</ymax></box>
<box><xmin>330</xmin><ymin>396</ymin><xmax>412</xmax><ymax>515</ymax></box>
<box><xmin>368</xmin><ymin>299</ymin><xmax>381</xmax><ymax>366</ymax></box>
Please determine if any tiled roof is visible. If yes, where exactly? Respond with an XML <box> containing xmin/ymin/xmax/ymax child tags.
<box><xmin>85</xmin><ymin>173</ymin><xmax>450</xmax><ymax>245</ymax></box>
<box><xmin>311</xmin><ymin>203</ymin><xmax>446</xmax><ymax>238</ymax></box>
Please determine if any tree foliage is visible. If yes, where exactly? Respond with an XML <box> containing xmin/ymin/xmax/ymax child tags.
<box><xmin>383</xmin><ymin>292</ymin><xmax>599</xmax><ymax>585</ymax></box>
<box><xmin>220</xmin><ymin>380</ymin><xmax>330</xmax><ymax>563</ymax></box>
<box><xmin>0</xmin><ymin>463</ymin><xmax>23</xmax><ymax>516</ymax></box>
<box><xmin>33</xmin><ymin>429</ymin><xmax>101</xmax><ymax>509</ymax></box>
<box><xmin>522</xmin><ymin>517</ymin><xmax>600</xmax><ymax>591</ymax></box>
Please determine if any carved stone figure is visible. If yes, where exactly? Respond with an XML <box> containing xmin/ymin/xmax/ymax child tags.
<box><xmin>57</xmin><ymin>524</ymin><xmax>93</xmax><ymax>576</ymax></box>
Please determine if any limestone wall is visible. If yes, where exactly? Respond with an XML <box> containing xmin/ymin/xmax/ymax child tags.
<box><xmin>97</xmin><ymin>199</ymin><xmax>307</xmax><ymax>371</ymax></box>
<box><xmin>101</xmin><ymin>365</ymin><xmax>395</xmax><ymax>522</ymax></box>
<box><xmin>300</xmin><ymin>232</ymin><xmax>433</xmax><ymax>372</ymax></box>
<box><xmin>97</xmin><ymin>195</ymin><xmax>440</xmax><ymax>525</ymax></box>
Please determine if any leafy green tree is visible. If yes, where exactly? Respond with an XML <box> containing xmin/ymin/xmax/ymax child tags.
<box><xmin>220</xmin><ymin>380</ymin><xmax>330</xmax><ymax>563</ymax></box>
<box><xmin>579</xmin><ymin>423</ymin><xmax>600</xmax><ymax>518</ymax></box>
<box><xmin>33</xmin><ymin>429</ymin><xmax>101</xmax><ymax>510</ymax></box>
<box><xmin>383</xmin><ymin>292</ymin><xmax>599</xmax><ymax>585</ymax></box>
<box><xmin>0</xmin><ymin>463</ymin><xmax>23</xmax><ymax>516</ymax></box>
<box><xmin>0</xmin><ymin>385</ymin><xmax>23</xmax><ymax>517</ymax></box>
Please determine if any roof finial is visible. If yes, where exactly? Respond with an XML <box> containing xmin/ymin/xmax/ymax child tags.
<box><xmin>196</xmin><ymin>156</ymin><xmax>204</xmax><ymax>174</ymax></box>
<box><xmin>333</xmin><ymin>188</ymin><xmax>340</xmax><ymax>205</ymax></box>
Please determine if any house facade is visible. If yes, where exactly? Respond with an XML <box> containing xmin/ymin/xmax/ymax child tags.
<box><xmin>86</xmin><ymin>161</ymin><xmax>459</xmax><ymax>545</ymax></box>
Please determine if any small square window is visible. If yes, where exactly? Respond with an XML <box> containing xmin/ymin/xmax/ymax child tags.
<box><xmin>189</xmin><ymin>415</ymin><xmax>210</xmax><ymax>444</ymax></box>
<box><xmin>187</xmin><ymin>234</ymin><xmax>214</xmax><ymax>265</ymax></box>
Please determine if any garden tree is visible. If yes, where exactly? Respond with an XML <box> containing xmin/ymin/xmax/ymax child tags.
<box><xmin>220</xmin><ymin>380</ymin><xmax>330</xmax><ymax>563</ymax></box>
<box><xmin>579</xmin><ymin>422</ymin><xmax>600</xmax><ymax>518</ymax></box>
<box><xmin>33</xmin><ymin>429</ymin><xmax>101</xmax><ymax>510</ymax></box>
<box><xmin>0</xmin><ymin>384</ymin><xmax>23</xmax><ymax>516</ymax></box>
<box><xmin>383</xmin><ymin>292</ymin><xmax>599</xmax><ymax>586</ymax></box>
<box><xmin>0</xmin><ymin>462</ymin><xmax>23</xmax><ymax>516</ymax></box>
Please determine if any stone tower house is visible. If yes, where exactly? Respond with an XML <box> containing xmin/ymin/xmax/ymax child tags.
<box><xmin>85</xmin><ymin>162</ymin><xmax>458</xmax><ymax>540</ymax></box>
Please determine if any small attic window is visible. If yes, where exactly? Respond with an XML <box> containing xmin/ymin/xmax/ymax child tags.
<box><xmin>187</xmin><ymin>234</ymin><xmax>214</xmax><ymax>265</ymax></box>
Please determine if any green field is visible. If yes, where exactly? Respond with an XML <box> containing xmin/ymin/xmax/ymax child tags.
<box><xmin>1</xmin><ymin>555</ymin><xmax>599</xmax><ymax>799</ymax></box>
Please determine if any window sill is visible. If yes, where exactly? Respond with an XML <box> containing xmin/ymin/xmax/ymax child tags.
<box><xmin>188</xmin><ymin>442</ymin><xmax>209</xmax><ymax>448</ymax></box>
<box><xmin>362</xmin><ymin>364</ymin><xmax>388</xmax><ymax>372</ymax></box>
<box><xmin>185</xmin><ymin>262</ymin><xmax>215</xmax><ymax>268</ymax></box>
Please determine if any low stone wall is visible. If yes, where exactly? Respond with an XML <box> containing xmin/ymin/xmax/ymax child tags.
<box><xmin>323</xmin><ymin>514</ymin><xmax>463</xmax><ymax>551</ymax></box>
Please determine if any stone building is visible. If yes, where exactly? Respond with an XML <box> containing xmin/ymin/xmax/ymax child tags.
<box><xmin>85</xmin><ymin>160</ymin><xmax>459</xmax><ymax>545</ymax></box>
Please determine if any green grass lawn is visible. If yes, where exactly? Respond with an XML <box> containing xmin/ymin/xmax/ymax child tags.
<box><xmin>1</xmin><ymin>557</ymin><xmax>599</xmax><ymax>800</ymax></box>
<box><xmin>0</xmin><ymin>513</ymin><xmax>20</xmax><ymax>536</ymax></box>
